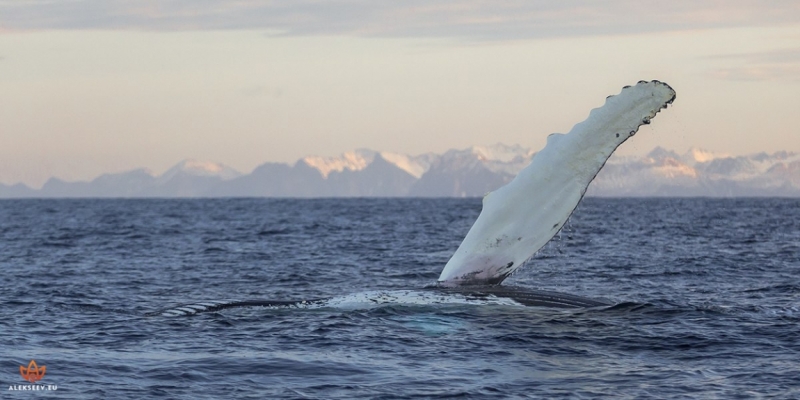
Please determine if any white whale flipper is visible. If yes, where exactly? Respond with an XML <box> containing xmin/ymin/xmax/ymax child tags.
<box><xmin>438</xmin><ymin>80</ymin><xmax>676</xmax><ymax>286</ymax></box>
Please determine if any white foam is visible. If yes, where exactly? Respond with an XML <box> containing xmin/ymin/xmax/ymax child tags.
<box><xmin>320</xmin><ymin>290</ymin><xmax>524</xmax><ymax>310</ymax></box>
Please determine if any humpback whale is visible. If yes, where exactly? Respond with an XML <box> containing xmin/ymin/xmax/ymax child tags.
<box><xmin>439</xmin><ymin>80</ymin><xmax>676</xmax><ymax>285</ymax></box>
<box><xmin>153</xmin><ymin>80</ymin><xmax>676</xmax><ymax>316</ymax></box>
<box><xmin>152</xmin><ymin>286</ymin><xmax>611</xmax><ymax>317</ymax></box>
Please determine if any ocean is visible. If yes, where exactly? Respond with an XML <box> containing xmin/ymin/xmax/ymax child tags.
<box><xmin>2</xmin><ymin>198</ymin><xmax>798</xmax><ymax>399</ymax></box>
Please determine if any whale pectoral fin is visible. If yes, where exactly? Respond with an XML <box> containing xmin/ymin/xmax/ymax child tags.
<box><xmin>438</xmin><ymin>80</ymin><xmax>676</xmax><ymax>286</ymax></box>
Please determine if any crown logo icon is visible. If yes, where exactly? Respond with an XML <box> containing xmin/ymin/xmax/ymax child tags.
<box><xmin>20</xmin><ymin>360</ymin><xmax>46</xmax><ymax>383</ymax></box>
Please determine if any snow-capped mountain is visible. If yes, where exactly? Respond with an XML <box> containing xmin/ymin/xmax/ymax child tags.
<box><xmin>1</xmin><ymin>146</ymin><xmax>798</xmax><ymax>198</ymax></box>
<box><xmin>408</xmin><ymin>144</ymin><xmax>535</xmax><ymax>197</ymax></box>
<box><xmin>301</xmin><ymin>149</ymin><xmax>435</xmax><ymax>179</ymax></box>
<box><xmin>589</xmin><ymin>147</ymin><xmax>800</xmax><ymax>196</ymax></box>
<box><xmin>157</xmin><ymin>159</ymin><xmax>242</xmax><ymax>183</ymax></box>
<box><xmin>6</xmin><ymin>160</ymin><xmax>242</xmax><ymax>198</ymax></box>
<box><xmin>150</xmin><ymin>160</ymin><xmax>242</xmax><ymax>197</ymax></box>
<box><xmin>682</xmin><ymin>147</ymin><xmax>727</xmax><ymax>165</ymax></box>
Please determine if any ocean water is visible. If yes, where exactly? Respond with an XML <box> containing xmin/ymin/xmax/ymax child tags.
<box><xmin>1</xmin><ymin>197</ymin><xmax>798</xmax><ymax>399</ymax></box>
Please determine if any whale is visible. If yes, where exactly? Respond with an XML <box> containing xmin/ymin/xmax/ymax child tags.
<box><xmin>439</xmin><ymin>80</ymin><xmax>676</xmax><ymax>285</ymax></box>
<box><xmin>151</xmin><ymin>286</ymin><xmax>612</xmax><ymax>317</ymax></box>
<box><xmin>152</xmin><ymin>80</ymin><xmax>676</xmax><ymax>316</ymax></box>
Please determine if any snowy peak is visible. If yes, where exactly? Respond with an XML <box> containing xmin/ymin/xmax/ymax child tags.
<box><xmin>472</xmin><ymin>144</ymin><xmax>535</xmax><ymax>175</ymax></box>
<box><xmin>302</xmin><ymin>149</ymin><xmax>433</xmax><ymax>179</ymax></box>
<box><xmin>683</xmin><ymin>147</ymin><xmax>726</xmax><ymax>165</ymax></box>
<box><xmin>653</xmin><ymin>158</ymin><xmax>698</xmax><ymax>178</ymax></box>
<box><xmin>203</xmin><ymin>146</ymin><xmax>800</xmax><ymax>197</ymax></box>
<box><xmin>469</xmin><ymin>143</ymin><xmax>535</xmax><ymax>163</ymax></box>
<box><xmin>301</xmin><ymin>143</ymin><xmax>535</xmax><ymax>180</ymax></box>
<box><xmin>590</xmin><ymin>149</ymin><xmax>800</xmax><ymax>196</ymax></box>
<box><xmin>432</xmin><ymin>143</ymin><xmax>536</xmax><ymax>176</ymax></box>
<box><xmin>379</xmin><ymin>152</ymin><xmax>433</xmax><ymax>179</ymax></box>
<box><xmin>640</xmin><ymin>147</ymin><xmax>705</xmax><ymax>178</ymax></box>
<box><xmin>3</xmin><ymin>146</ymin><xmax>799</xmax><ymax>198</ymax></box>
<box><xmin>301</xmin><ymin>149</ymin><xmax>377</xmax><ymax>178</ymax></box>
<box><xmin>645</xmin><ymin>146</ymin><xmax>681</xmax><ymax>163</ymax></box>
<box><xmin>159</xmin><ymin>159</ymin><xmax>242</xmax><ymax>182</ymax></box>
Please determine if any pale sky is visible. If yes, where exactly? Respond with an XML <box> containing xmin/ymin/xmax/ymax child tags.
<box><xmin>1</xmin><ymin>1</ymin><xmax>799</xmax><ymax>187</ymax></box>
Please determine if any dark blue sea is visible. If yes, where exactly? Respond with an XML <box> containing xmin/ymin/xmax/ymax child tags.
<box><xmin>2</xmin><ymin>198</ymin><xmax>799</xmax><ymax>399</ymax></box>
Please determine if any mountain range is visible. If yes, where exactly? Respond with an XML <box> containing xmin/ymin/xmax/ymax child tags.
<box><xmin>1</xmin><ymin>144</ymin><xmax>799</xmax><ymax>198</ymax></box>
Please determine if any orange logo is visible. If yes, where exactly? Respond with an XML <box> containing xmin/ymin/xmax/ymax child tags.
<box><xmin>19</xmin><ymin>360</ymin><xmax>46</xmax><ymax>383</ymax></box>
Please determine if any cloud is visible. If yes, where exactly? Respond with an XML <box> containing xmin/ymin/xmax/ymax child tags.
<box><xmin>707</xmin><ymin>48</ymin><xmax>800</xmax><ymax>81</ymax></box>
<box><xmin>710</xmin><ymin>48</ymin><xmax>800</xmax><ymax>63</ymax></box>
<box><xmin>709</xmin><ymin>65</ymin><xmax>800</xmax><ymax>81</ymax></box>
<box><xmin>1</xmin><ymin>1</ymin><xmax>798</xmax><ymax>39</ymax></box>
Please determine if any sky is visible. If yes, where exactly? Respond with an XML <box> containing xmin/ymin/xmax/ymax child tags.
<box><xmin>1</xmin><ymin>1</ymin><xmax>799</xmax><ymax>187</ymax></box>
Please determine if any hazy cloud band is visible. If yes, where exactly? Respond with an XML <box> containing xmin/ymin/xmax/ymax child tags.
<box><xmin>2</xmin><ymin>1</ymin><xmax>799</xmax><ymax>39</ymax></box>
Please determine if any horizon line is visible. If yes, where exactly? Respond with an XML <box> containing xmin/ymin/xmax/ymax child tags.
<box><xmin>3</xmin><ymin>143</ymin><xmax>797</xmax><ymax>189</ymax></box>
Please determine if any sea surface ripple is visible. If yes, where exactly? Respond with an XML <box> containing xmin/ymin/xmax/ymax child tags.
<box><xmin>1</xmin><ymin>198</ymin><xmax>799</xmax><ymax>399</ymax></box>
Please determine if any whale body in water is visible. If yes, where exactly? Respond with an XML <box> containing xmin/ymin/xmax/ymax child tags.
<box><xmin>154</xmin><ymin>80</ymin><xmax>676</xmax><ymax>316</ymax></box>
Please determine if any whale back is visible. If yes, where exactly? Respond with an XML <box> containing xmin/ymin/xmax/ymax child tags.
<box><xmin>438</xmin><ymin>81</ymin><xmax>676</xmax><ymax>286</ymax></box>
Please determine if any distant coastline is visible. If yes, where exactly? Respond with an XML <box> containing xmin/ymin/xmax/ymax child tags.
<box><xmin>2</xmin><ymin>144</ymin><xmax>799</xmax><ymax>198</ymax></box>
